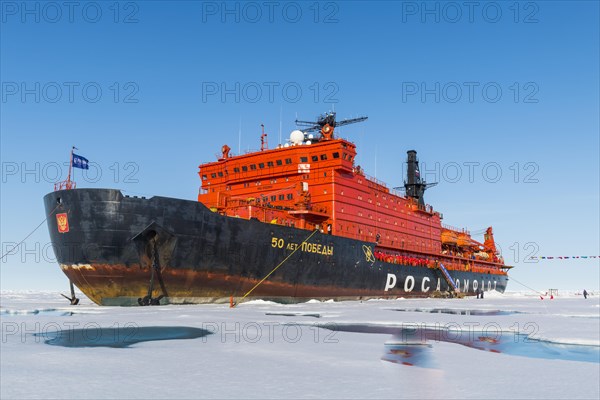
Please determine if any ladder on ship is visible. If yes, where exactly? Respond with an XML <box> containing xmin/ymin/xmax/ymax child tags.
<box><xmin>438</xmin><ymin>263</ymin><xmax>459</xmax><ymax>292</ymax></box>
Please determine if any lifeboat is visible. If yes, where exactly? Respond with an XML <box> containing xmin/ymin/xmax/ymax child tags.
<box><xmin>441</xmin><ymin>230</ymin><xmax>458</xmax><ymax>245</ymax></box>
<box><xmin>457</xmin><ymin>233</ymin><xmax>471</xmax><ymax>247</ymax></box>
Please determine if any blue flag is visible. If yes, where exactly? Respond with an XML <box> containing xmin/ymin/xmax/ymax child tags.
<box><xmin>72</xmin><ymin>153</ymin><xmax>89</xmax><ymax>170</ymax></box>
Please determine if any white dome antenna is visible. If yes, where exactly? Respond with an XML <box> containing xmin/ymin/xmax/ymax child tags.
<box><xmin>290</xmin><ymin>130</ymin><xmax>304</xmax><ymax>145</ymax></box>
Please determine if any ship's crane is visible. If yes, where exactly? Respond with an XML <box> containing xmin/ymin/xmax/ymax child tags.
<box><xmin>295</xmin><ymin>112</ymin><xmax>367</xmax><ymax>140</ymax></box>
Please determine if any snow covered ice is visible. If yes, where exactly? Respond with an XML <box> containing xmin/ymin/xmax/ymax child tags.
<box><xmin>1</xmin><ymin>291</ymin><xmax>599</xmax><ymax>399</ymax></box>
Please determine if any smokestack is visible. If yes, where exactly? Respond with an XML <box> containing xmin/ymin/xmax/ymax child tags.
<box><xmin>404</xmin><ymin>150</ymin><xmax>427</xmax><ymax>206</ymax></box>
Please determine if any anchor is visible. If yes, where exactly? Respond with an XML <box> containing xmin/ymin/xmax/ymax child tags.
<box><xmin>60</xmin><ymin>280</ymin><xmax>80</xmax><ymax>305</ymax></box>
<box><xmin>132</xmin><ymin>222</ymin><xmax>177</xmax><ymax>306</ymax></box>
<box><xmin>137</xmin><ymin>238</ymin><xmax>168</xmax><ymax>306</ymax></box>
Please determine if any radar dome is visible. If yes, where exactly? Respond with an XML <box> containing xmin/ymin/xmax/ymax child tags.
<box><xmin>290</xmin><ymin>130</ymin><xmax>305</xmax><ymax>145</ymax></box>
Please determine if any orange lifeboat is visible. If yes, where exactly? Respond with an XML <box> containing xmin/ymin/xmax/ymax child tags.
<box><xmin>457</xmin><ymin>233</ymin><xmax>471</xmax><ymax>247</ymax></box>
<box><xmin>441</xmin><ymin>230</ymin><xmax>458</xmax><ymax>245</ymax></box>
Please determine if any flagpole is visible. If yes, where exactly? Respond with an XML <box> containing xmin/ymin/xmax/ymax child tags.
<box><xmin>67</xmin><ymin>146</ymin><xmax>74</xmax><ymax>189</ymax></box>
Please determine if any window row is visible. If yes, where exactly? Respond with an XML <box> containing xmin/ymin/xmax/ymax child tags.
<box><xmin>202</xmin><ymin>151</ymin><xmax>354</xmax><ymax>180</ymax></box>
<box><xmin>299</xmin><ymin>152</ymin><xmax>352</xmax><ymax>163</ymax></box>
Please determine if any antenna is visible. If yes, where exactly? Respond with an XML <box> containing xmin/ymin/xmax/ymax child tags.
<box><xmin>375</xmin><ymin>144</ymin><xmax>378</xmax><ymax>179</ymax></box>
<box><xmin>238</xmin><ymin>116</ymin><xmax>242</xmax><ymax>155</ymax></box>
<box><xmin>279</xmin><ymin>106</ymin><xmax>282</xmax><ymax>146</ymax></box>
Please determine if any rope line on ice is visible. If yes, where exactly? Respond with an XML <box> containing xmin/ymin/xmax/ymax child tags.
<box><xmin>234</xmin><ymin>229</ymin><xmax>320</xmax><ymax>307</ymax></box>
<box><xmin>507</xmin><ymin>274</ymin><xmax>555</xmax><ymax>300</ymax></box>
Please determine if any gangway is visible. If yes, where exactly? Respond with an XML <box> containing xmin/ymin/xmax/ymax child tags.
<box><xmin>438</xmin><ymin>263</ymin><xmax>459</xmax><ymax>292</ymax></box>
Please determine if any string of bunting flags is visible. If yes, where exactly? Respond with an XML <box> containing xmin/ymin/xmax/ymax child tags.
<box><xmin>529</xmin><ymin>255</ymin><xmax>598</xmax><ymax>260</ymax></box>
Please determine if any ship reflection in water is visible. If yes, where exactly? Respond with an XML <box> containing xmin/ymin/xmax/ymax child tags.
<box><xmin>314</xmin><ymin>323</ymin><xmax>600</xmax><ymax>366</ymax></box>
<box><xmin>391</xmin><ymin>308</ymin><xmax>523</xmax><ymax>316</ymax></box>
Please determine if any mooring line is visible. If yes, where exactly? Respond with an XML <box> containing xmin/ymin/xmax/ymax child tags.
<box><xmin>0</xmin><ymin>204</ymin><xmax>60</xmax><ymax>261</ymax></box>
<box><xmin>507</xmin><ymin>274</ymin><xmax>546</xmax><ymax>296</ymax></box>
<box><xmin>235</xmin><ymin>229</ymin><xmax>320</xmax><ymax>306</ymax></box>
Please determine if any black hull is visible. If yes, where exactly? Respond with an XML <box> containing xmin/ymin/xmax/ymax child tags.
<box><xmin>44</xmin><ymin>189</ymin><xmax>508</xmax><ymax>306</ymax></box>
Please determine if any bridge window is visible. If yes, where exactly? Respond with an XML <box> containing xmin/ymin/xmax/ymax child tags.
<box><xmin>242</xmin><ymin>166</ymin><xmax>248</xmax><ymax>172</ymax></box>
<box><xmin>300</xmin><ymin>157</ymin><xmax>308</xmax><ymax>162</ymax></box>
<box><xmin>250</xmin><ymin>164</ymin><xmax>257</xmax><ymax>170</ymax></box>
<box><xmin>287</xmin><ymin>194</ymin><xmax>293</xmax><ymax>200</ymax></box>
<box><xmin>267</xmin><ymin>161</ymin><xmax>274</xmax><ymax>167</ymax></box>
<box><xmin>320</xmin><ymin>154</ymin><xmax>327</xmax><ymax>160</ymax></box>
<box><xmin>211</xmin><ymin>173</ymin><xmax>217</xmax><ymax>178</ymax></box>
<box><xmin>271</xmin><ymin>195</ymin><xmax>276</xmax><ymax>201</ymax></box>
<box><xmin>202</xmin><ymin>175</ymin><xmax>207</xmax><ymax>180</ymax></box>
<box><xmin>259</xmin><ymin>163</ymin><xmax>265</xmax><ymax>169</ymax></box>
<box><xmin>279</xmin><ymin>195</ymin><xmax>285</xmax><ymax>200</ymax></box>
<box><xmin>333</xmin><ymin>152</ymin><xmax>340</xmax><ymax>159</ymax></box>
<box><xmin>276</xmin><ymin>160</ymin><xmax>283</xmax><ymax>166</ymax></box>
<box><xmin>312</xmin><ymin>156</ymin><xmax>318</xmax><ymax>162</ymax></box>
<box><xmin>233</xmin><ymin>168</ymin><xmax>240</xmax><ymax>173</ymax></box>
<box><xmin>285</xmin><ymin>158</ymin><xmax>292</xmax><ymax>164</ymax></box>
<box><xmin>218</xmin><ymin>172</ymin><xmax>223</xmax><ymax>177</ymax></box>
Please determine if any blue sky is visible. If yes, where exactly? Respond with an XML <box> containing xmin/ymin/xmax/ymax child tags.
<box><xmin>1</xmin><ymin>1</ymin><xmax>598</xmax><ymax>293</ymax></box>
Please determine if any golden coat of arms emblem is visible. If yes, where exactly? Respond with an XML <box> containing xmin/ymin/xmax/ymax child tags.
<box><xmin>56</xmin><ymin>213</ymin><xmax>69</xmax><ymax>233</ymax></box>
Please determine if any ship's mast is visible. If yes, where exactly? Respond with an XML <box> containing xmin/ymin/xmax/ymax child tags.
<box><xmin>295</xmin><ymin>112</ymin><xmax>367</xmax><ymax>140</ymax></box>
<box><xmin>260</xmin><ymin>124</ymin><xmax>268</xmax><ymax>151</ymax></box>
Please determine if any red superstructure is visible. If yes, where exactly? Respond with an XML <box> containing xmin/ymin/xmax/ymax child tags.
<box><xmin>198</xmin><ymin>113</ymin><xmax>508</xmax><ymax>277</ymax></box>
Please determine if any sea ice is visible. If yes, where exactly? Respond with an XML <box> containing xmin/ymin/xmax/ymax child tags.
<box><xmin>1</xmin><ymin>291</ymin><xmax>598</xmax><ymax>399</ymax></box>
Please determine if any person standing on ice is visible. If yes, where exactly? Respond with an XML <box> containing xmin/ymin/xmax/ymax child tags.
<box><xmin>583</xmin><ymin>289</ymin><xmax>588</xmax><ymax>299</ymax></box>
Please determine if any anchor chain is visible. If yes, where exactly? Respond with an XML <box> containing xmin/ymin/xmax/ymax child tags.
<box><xmin>138</xmin><ymin>238</ymin><xmax>169</xmax><ymax>306</ymax></box>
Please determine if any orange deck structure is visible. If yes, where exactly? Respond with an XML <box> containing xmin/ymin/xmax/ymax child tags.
<box><xmin>198</xmin><ymin>113</ymin><xmax>508</xmax><ymax>276</ymax></box>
